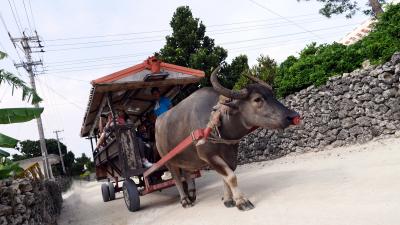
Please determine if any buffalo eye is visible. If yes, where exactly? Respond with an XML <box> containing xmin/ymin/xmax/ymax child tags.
<box><xmin>254</xmin><ymin>97</ymin><xmax>263</xmax><ymax>103</ymax></box>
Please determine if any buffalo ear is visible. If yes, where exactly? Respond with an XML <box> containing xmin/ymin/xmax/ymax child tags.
<box><xmin>220</xmin><ymin>100</ymin><xmax>239</xmax><ymax>115</ymax></box>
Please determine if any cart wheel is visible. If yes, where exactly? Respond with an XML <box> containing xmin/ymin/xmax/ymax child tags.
<box><xmin>108</xmin><ymin>182</ymin><xmax>116</xmax><ymax>200</ymax></box>
<box><xmin>123</xmin><ymin>179</ymin><xmax>140</xmax><ymax>212</ymax></box>
<box><xmin>101</xmin><ymin>183</ymin><xmax>110</xmax><ymax>202</ymax></box>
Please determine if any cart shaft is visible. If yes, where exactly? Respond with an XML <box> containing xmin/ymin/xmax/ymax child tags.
<box><xmin>143</xmin><ymin>127</ymin><xmax>211</xmax><ymax>178</ymax></box>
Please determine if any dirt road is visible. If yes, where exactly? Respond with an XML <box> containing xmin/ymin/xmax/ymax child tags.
<box><xmin>59</xmin><ymin>137</ymin><xmax>400</xmax><ymax>225</ymax></box>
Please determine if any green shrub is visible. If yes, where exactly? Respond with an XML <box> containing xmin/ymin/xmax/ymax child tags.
<box><xmin>0</xmin><ymin>160</ymin><xmax>23</xmax><ymax>179</ymax></box>
<box><xmin>274</xmin><ymin>3</ymin><xmax>400</xmax><ymax>98</ymax></box>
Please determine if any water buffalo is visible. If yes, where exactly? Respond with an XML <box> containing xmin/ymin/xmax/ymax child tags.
<box><xmin>155</xmin><ymin>67</ymin><xmax>300</xmax><ymax>211</ymax></box>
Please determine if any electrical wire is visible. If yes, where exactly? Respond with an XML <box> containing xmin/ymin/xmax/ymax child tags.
<box><xmin>45</xmin><ymin>16</ymin><xmax>329</xmax><ymax>48</ymax></box>
<box><xmin>43</xmin><ymin>23</ymin><xmax>358</xmax><ymax>73</ymax></box>
<box><xmin>45</xmin><ymin>37</ymin><xmax>163</xmax><ymax>52</ymax></box>
<box><xmin>43</xmin><ymin>13</ymin><xmax>320</xmax><ymax>42</ymax></box>
<box><xmin>10</xmin><ymin>0</ymin><xmax>26</xmax><ymax>34</ymax></box>
<box><xmin>27</xmin><ymin>0</ymin><xmax>37</xmax><ymax>30</ymax></box>
<box><xmin>22</xmin><ymin>0</ymin><xmax>33</xmax><ymax>33</ymax></box>
<box><xmin>248</xmin><ymin>0</ymin><xmax>326</xmax><ymax>41</ymax></box>
<box><xmin>46</xmin><ymin>51</ymin><xmax>153</xmax><ymax>66</ymax></box>
<box><xmin>46</xmin><ymin>58</ymin><xmax>144</xmax><ymax>71</ymax></box>
<box><xmin>45</xmin><ymin>21</ymin><xmax>358</xmax><ymax>52</ymax></box>
<box><xmin>7</xmin><ymin>0</ymin><xmax>23</xmax><ymax>34</ymax></box>
<box><xmin>36</xmin><ymin>78</ymin><xmax>84</xmax><ymax>110</ymax></box>
<box><xmin>46</xmin><ymin>74</ymin><xmax>90</xmax><ymax>83</ymax></box>
<box><xmin>45</xmin><ymin>60</ymin><xmax>142</xmax><ymax>74</ymax></box>
<box><xmin>220</xmin><ymin>23</ymin><xmax>358</xmax><ymax>45</ymax></box>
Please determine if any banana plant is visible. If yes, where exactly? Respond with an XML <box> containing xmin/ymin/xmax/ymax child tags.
<box><xmin>0</xmin><ymin>51</ymin><xmax>43</xmax><ymax>179</ymax></box>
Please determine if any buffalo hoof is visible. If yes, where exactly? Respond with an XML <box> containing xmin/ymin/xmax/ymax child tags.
<box><xmin>223</xmin><ymin>199</ymin><xmax>236</xmax><ymax>208</ymax></box>
<box><xmin>188</xmin><ymin>189</ymin><xmax>196</xmax><ymax>203</ymax></box>
<box><xmin>180</xmin><ymin>197</ymin><xmax>193</xmax><ymax>208</ymax></box>
<box><xmin>236</xmin><ymin>199</ymin><xmax>255</xmax><ymax>211</ymax></box>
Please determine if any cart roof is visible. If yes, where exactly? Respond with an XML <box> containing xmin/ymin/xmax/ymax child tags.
<box><xmin>80</xmin><ymin>56</ymin><xmax>205</xmax><ymax>137</ymax></box>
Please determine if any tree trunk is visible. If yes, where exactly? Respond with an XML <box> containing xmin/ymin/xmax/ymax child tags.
<box><xmin>369</xmin><ymin>0</ymin><xmax>384</xmax><ymax>17</ymax></box>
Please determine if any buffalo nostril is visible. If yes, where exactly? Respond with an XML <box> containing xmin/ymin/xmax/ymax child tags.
<box><xmin>292</xmin><ymin>116</ymin><xmax>301</xmax><ymax>125</ymax></box>
<box><xmin>287</xmin><ymin>115</ymin><xmax>301</xmax><ymax>125</ymax></box>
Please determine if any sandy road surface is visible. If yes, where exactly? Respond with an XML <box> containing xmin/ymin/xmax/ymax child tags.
<box><xmin>59</xmin><ymin>137</ymin><xmax>400</xmax><ymax>225</ymax></box>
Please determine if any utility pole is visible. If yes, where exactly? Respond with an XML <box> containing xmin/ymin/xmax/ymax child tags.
<box><xmin>10</xmin><ymin>31</ymin><xmax>52</xmax><ymax>179</ymax></box>
<box><xmin>53</xmin><ymin>130</ymin><xmax>66</xmax><ymax>174</ymax></box>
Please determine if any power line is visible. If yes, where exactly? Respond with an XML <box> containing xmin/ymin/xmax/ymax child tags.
<box><xmin>37</xmin><ymin>79</ymin><xmax>84</xmax><ymax>110</ymax></box>
<box><xmin>7</xmin><ymin>0</ymin><xmax>22</xmax><ymax>34</ymax></box>
<box><xmin>44</xmin><ymin>61</ymin><xmax>141</xmax><ymax>74</ymax></box>
<box><xmin>8</xmin><ymin>0</ymin><xmax>24</xmax><ymax>34</ymax></box>
<box><xmin>0</xmin><ymin>13</ymin><xmax>10</xmax><ymax>34</ymax></box>
<box><xmin>220</xmin><ymin>23</ymin><xmax>358</xmax><ymax>45</ymax></box>
<box><xmin>45</xmin><ymin>20</ymin><xmax>358</xmax><ymax>52</ymax></box>
<box><xmin>28</xmin><ymin>0</ymin><xmax>37</xmax><ymax>30</ymax></box>
<box><xmin>45</xmin><ymin>16</ymin><xmax>328</xmax><ymax>48</ymax></box>
<box><xmin>43</xmin><ymin>33</ymin><xmax>347</xmax><ymax>73</ymax></box>
<box><xmin>46</xmin><ymin>58</ymin><xmax>143</xmax><ymax>71</ymax></box>
<box><xmin>248</xmin><ymin>0</ymin><xmax>326</xmax><ymax>41</ymax></box>
<box><xmin>229</xmin><ymin>30</ymin><xmax>348</xmax><ymax>53</ymax></box>
<box><xmin>43</xmin><ymin>23</ymin><xmax>357</xmax><ymax>73</ymax></box>
<box><xmin>46</xmin><ymin>74</ymin><xmax>90</xmax><ymax>83</ymax></box>
<box><xmin>0</xmin><ymin>12</ymin><xmax>26</xmax><ymax>63</ymax></box>
<box><xmin>22</xmin><ymin>0</ymin><xmax>33</xmax><ymax>33</ymax></box>
<box><xmin>46</xmin><ymin>51</ymin><xmax>153</xmax><ymax>66</ymax></box>
<box><xmin>43</xmin><ymin>13</ymin><xmax>322</xmax><ymax>42</ymax></box>
<box><xmin>45</xmin><ymin>37</ymin><xmax>163</xmax><ymax>52</ymax></box>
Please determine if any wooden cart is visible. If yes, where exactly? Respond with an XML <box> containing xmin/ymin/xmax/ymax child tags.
<box><xmin>80</xmin><ymin>56</ymin><xmax>210</xmax><ymax>211</ymax></box>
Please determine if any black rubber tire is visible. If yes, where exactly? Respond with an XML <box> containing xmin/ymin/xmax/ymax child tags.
<box><xmin>108</xmin><ymin>182</ymin><xmax>116</xmax><ymax>200</ymax></box>
<box><xmin>123</xmin><ymin>179</ymin><xmax>140</xmax><ymax>212</ymax></box>
<box><xmin>101</xmin><ymin>183</ymin><xmax>110</xmax><ymax>202</ymax></box>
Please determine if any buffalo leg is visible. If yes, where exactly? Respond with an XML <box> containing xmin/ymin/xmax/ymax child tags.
<box><xmin>222</xmin><ymin>180</ymin><xmax>235</xmax><ymax>208</ymax></box>
<box><xmin>167</xmin><ymin>165</ymin><xmax>192</xmax><ymax>208</ymax></box>
<box><xmin>182</xmin><ymin>170</ymin><xmax>196</xmax><ymax>202</ymax></box>
<box><xmin>201</xmin><ymin>154</ymin><xmax>254</xmax><ymax>211</ymax></box>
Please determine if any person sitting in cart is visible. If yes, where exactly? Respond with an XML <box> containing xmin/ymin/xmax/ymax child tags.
<box><xmin>136</xmin><ymin>123</ymin><xmax>153</xmax><ymax>168</ymax></box>
<box><xmin>151</xmin><ymin>87</ymin><xmax>172</xmax><ymax>117</ymax></box>
<box><xmin>94</xmin><ymin>107</ymin><xmax>127</xmax><ymax>153</ymax></box>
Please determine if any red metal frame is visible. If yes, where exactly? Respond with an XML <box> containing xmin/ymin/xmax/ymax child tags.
<box><xmin>143</xmin><ymin>128</ymin><xmax>211</xmax><ymax>178</ymax></box>
<box><xmin>141</xmin><ymin>171</ymin><xmax>201</xmax><ymax>195</ymax></box>
<box><xmin>142</xmin><ymin>127</ymin><xmax>212</xmax><ymax>193</ymax></box>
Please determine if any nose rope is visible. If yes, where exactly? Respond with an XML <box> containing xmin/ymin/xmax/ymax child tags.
<box><xmin>196</xmin><ymin>96</ymin><xmax>242</xmax><ymax>146</ymax></box>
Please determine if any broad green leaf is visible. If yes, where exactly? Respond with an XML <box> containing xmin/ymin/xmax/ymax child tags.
<box><xmin>0</xmin><ymin>162</ymin><xmax>23</xmax><ymax>179</ymax></box>
<box><xmin>0</xmin><ymin>133</ymin><xmax>18</xmax><ymax>148</ymax></box>
<box><xmin>0</xmin><ymin>108</ymin><xmax>44</xmax><ymax>124</ymax></box>
<box><xmin>0</xmin><ymin>69</ymin><xmax>42</xmax><ymax>104</ymax></box>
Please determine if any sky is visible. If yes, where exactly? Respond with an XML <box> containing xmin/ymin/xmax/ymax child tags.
<box><xmin>0</xmin><ymin>0</ymin><xmax>370</xmax><ymax>159</ymax></box>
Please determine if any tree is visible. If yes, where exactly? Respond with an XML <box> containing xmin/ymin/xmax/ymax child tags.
<box><xmin>159</xmin><ymin>6</ymin><xmax>228</xmax><ymax>87</ymax></box>
<box><xmin>298</xmin><ymin>0</ymin><xmax>385</xmax><ymax>18</ymax></box>
<box><xmin>219</xmin><ymin>55</ymin><xmax>249</xmax><ymax>89</ymax></box>
<box><xmin>71</xmin><ymin>153</ymin><xmax>94</xmax><ymax>176</ymax></box>
<box><xmin>273</xmin><ymin>4</ymin><xmax>400</xmax><ymax>98</ymax></box>
<box><xmin>234</xmin><ymin>55</ymin><xmax>277</xmax><ymax>90</ymax></box>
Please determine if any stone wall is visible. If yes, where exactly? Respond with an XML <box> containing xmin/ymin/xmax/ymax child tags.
<box><xmin>238</xmin><ymin>53</ymin><xmax>400</xmax><ymax>164</ymax></box>
<box><xmin>0</xmin><ymin>179</ymin><xmax>62</xmax><ymax>225</ymax></box>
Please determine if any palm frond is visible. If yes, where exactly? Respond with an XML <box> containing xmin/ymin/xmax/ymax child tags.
<box><xmin>0</xmin><ymin>69</ymin><xmax>42</xmax><ymax>105</ymax></box>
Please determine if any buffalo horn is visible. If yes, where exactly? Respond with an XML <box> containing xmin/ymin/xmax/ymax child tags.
<box><xmin>244</xmin><ymin>72</ymin><xmax>273</xmax><ymax>91</ymax></box>
<box><xmin>210</xmin><ymin>66</ymin><xmax>248</xmax><ymax>99</ymax></box>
